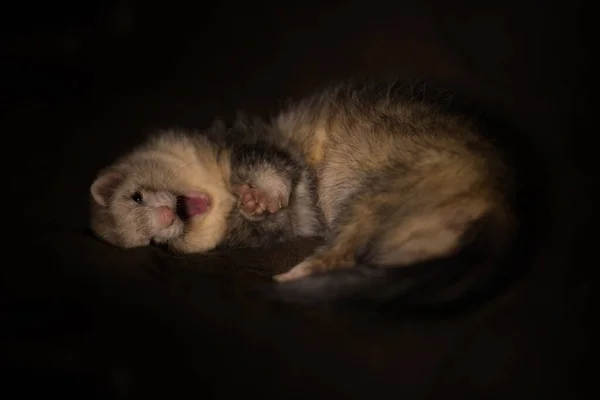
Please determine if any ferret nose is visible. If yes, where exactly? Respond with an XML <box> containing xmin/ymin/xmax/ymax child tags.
<box><xmin>157</xmin><ymin>206</ymin><xmax>175</xmax><ymax>227</ymax></box>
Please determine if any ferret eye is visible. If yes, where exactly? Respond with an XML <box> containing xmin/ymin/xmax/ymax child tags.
<box><xmin>131</xmin><ymin>192</ymin><xmax>143</xmax><ymax>204</ymax></box>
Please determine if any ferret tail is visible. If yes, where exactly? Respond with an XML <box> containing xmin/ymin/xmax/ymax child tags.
<box><xmin>259</xmin><ymin>253</ymin><xmax>518</xmax><ymax>315</ymax></box>
<box><xmin>259</xmin><ymin>214</ymin><xmax>526</xmax><ymax>315</ymax></box>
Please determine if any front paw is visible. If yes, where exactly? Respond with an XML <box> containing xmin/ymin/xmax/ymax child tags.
<box><xmin>234</xmin><ymin>184</ymin><xmax>287</xmax><ymax>218</ymax></box>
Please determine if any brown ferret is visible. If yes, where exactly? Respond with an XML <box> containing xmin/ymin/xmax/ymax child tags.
<box><xmin>90</xmin><ymin>79</ymin><xmax>525</xmax><ymax>310</ymax></box>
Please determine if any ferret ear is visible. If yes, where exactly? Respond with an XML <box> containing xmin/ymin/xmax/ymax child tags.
<box><xmin>90</xmin><ymin>170</ymin><xmax>124</xmax><ymax>207</ymax></box>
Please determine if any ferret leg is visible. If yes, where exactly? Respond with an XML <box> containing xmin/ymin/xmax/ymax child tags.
<box><xmin>273</xmin><ymin>218</ymin><xmax>371</xmax><ymax>282</ymax></box>
<box><xmin>273</xmin><ymin>194</ymin><xmax>489</xmax><ymax>282</ymax></box>
<box><xmin>273</xmin><ymin>192</ymin><xmax>378</xmax><ymax>281</ymax></box>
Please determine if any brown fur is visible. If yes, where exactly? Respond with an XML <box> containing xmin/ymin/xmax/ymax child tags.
<box><xmin>90</xmin><ymin>79</ymin><xmax>518</xmax><ymax>306</ymax></box>
<box><xmin>262</xmin><ymin>80</ymin><xmax>517</xmax><ymax>282</ymax></box>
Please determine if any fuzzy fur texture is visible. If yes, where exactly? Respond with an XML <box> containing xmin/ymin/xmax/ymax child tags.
<box><xmin>248</xmin><ymin>79</ymin><xmax>520</xmax><ymax>308</ymax></box>
<box><xmin>89</xmin><ymin>128</ymin><xmax>323</xmax><ymax>254</ymax></box>
<box><xmin>90</xmin><ymin>79</ymin><xmax>521</xmax><ymax>308</ymax></box>
<box><xmin>266</xmin><ymin>80</ymin><xmax>516</xmax><ymax>283</ymax></box>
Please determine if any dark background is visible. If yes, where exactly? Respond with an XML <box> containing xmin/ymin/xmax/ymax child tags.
<box><xmin>1</xmin><ymin>0</ymin><xmax>594</xmax><ymax>398</ymax></box>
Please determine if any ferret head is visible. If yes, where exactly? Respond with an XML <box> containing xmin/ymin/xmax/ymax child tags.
<box><xmin>89</xmin><ymin>132</ymin><xmax>235</xmax><ymax>253</ymax></box>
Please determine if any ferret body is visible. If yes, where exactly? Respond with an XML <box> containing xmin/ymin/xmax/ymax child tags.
<box><xmin>265</xmin><ymin>80</ymin><xmax>516</xmax><ymax>284</ymax></box>
<box><xmin>237</xmin><ymin>79</ymin><xmax>519</xmax><ymax>307</ymax></box>
<box><xmin>90</xmin><ymin>79</ymin><xmax>520</xmax><ymax>308</ymax></box>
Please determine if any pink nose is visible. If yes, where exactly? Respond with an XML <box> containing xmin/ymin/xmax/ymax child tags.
<box><xmin>157</xmin><ymin>206</ymin><xmax>175</xmax><ymax>227</ymax></box>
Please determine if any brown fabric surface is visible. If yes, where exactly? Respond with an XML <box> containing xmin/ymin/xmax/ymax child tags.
<box><xmin>2</xmin><ymin>1</ymin><xmax>593</xmax><ymax>398</ymax></box>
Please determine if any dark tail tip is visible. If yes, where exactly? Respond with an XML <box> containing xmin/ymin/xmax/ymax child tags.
<box><xmin>253</xmin><ymin>246</ymin><xmax>525</xmax><ymax>317</ymax></box>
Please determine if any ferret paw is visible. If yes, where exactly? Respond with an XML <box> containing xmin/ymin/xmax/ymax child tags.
<box><xmin>273</xmin><ymin>251</ymin><xmax>354</xmax><ymax>282</ymax></box>
<box><xmin>273</xmin><ymin>260</ymin><xmax>315</xmax><ymax>282</ymax></box>
<box><xmin>234</xmin><ymin>184</ymin><xmax>288</xmax><ymax>218</ymax></box>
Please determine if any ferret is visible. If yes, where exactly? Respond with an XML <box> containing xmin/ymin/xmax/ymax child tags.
<box><xmin>89</xmin><ymin>127</ymin><xmax>323</xmax><ymax>253</ymax></box>
<box><xmin>90</xmin><ymin>79</ymin><xmax>526</xmax><ymax>310</ymax></box>
<box><xmin>234</xmin><ymin>79</ymin><xmax>525</xmax><ymax>310</ymax></box>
